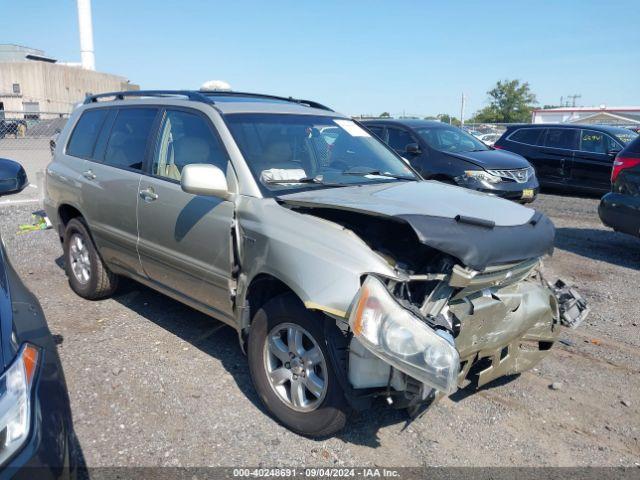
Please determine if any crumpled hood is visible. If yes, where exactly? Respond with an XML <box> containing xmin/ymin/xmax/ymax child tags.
<box><xmin>445</xmin><ymin>149</ymin><xmax>531</xmax><ymax>170</ymax></box>
<box><xmin>278</xmin><ymin>181</ymin><xmax>555</xmax><ymax>270</ymax></box>
<box><xmin>278</xmin><ymin>180</ymin><xmax>534</xmax><ymax>226</ymax></box>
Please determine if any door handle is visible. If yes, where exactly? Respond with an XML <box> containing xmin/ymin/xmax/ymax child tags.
<box><xmin>139</xmin><ymin>187</ymin><xmax>159</xmax><ymax>202</ymax></box>
<box><xmin>82</xmin><ymin>170</ymin><xmax>96</xmax><ymax>180</ymax></box>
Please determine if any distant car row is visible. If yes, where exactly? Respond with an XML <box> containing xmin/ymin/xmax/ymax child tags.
<box><xmin>494</xmin><ymin>124</ymin><xmax>636</xmax><ymax>194</ymax></box>
<box><xmin>361</xmin><ymin>120</ymin><xmax>638</xmax><ymax>207</ymax></box>
<box><xmin>362</xmin><ymin>120</ymin><xmax>539</xmax><ymax>203</ymax></box>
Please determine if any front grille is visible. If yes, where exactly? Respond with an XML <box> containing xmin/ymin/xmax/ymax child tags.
<box><xmin>449</xmin><ymin>258</ymin><xmax>540</xmax><ymax>300</ymax></box>
<box><xmin>486</xmin><ymin>167</ymin><xmax>534</xmax><ymax>183</ymax></box>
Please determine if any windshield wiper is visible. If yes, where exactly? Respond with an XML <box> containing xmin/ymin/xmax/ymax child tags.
<box><xmin>264</xmin><ymin>176</ymin><xmax>322</xmax><ymax>184</ymax></box>
<box><xmin>263</xmin><ymin>175</ymin><xmax>345</xmax><ymax>187</ymax></box>
<box><xmin>341</xmin><ymin>167</ymin><xmax>415</xmax><ymax>180</ymax></box>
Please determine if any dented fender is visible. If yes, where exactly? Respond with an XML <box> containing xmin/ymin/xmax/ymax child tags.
<box><xmin>233</xmin><ymin>196</ymin><xmax>400</xmax><ymax>325</ymax></box>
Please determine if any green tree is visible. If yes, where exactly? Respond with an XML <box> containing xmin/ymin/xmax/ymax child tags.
<box><xmin>379</xmin><ymin>112</ymin><xmax>391</xmax><ymax>118</ymax></box>
<box><xmin>437</xmin><ymin>114</ymin><xmax>461</xmax><ymax>126</ymax></box>
<box><xmin>470</xmin><ymin>79</ymin><xmax>537</xmax><ymax>123</ymax></box>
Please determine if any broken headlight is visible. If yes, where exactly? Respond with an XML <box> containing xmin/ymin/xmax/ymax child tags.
<box><xmin>349</xmin><ymin>276</ymin><xmax>459</xmax><ymax>394</ymax></box>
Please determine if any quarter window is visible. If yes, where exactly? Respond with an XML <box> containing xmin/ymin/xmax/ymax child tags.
<box><xmin>544</xmin><ymin>128</ymin><xmax>579</xmax><ymax>150</ymax></box>
<box><xmin>66</xmin><ymin>109</ymin><xmax>109</xmax><ymax>158</ymax></box>
<box><xmin>152</xmin><ymin>110</ymin><xmax>227</xmax><ymax>181</ymax></box>
<box><xmin>103</xmin><ymin>108</ymin><xmax>158</xmax><ymax>170</ymax></box>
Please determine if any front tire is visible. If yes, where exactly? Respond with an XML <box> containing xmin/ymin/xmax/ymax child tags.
<box><xmin>63</xmin><ymin>218</ymin><xmax>118</xmax><ymax>300</ymax></box>
<box><xmin>247</xmin><ymin>294</ymin><xmax>348</xmax><ymax>437</ymax></box>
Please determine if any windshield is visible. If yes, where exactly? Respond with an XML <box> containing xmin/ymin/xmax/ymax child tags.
<box><xmin>225</xmin><ymin>114</ymin><xmax>417</xmax><ymax>195</ymax></box>
<box><xmin>415</xmin><ymin>125</ymin><xmax>490</xmax><ymax>153</ymax></box>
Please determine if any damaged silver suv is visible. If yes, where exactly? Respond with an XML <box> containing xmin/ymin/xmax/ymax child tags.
<box><xmin>45</xmin><ymin>91</ymin><xmax>585</xmax><ymax>437</ymax></box>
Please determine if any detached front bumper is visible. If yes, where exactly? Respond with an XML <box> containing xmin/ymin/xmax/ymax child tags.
<box><xmin>347</xmin><ymin>263</ymin><xmax>573</xmax><ymax>399</ymax></box>
<box><xmin>450</xmin><ymin>279</ymin><xmax>560</xmax><ymax>387</ymax></box>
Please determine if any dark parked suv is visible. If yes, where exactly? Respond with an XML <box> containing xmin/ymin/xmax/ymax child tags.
<box><xmin>0</xmin><ymin>159</ymin><xmax>76</xmax><ymax>478</ymax></box>
<box><xmin>599</xmin><ymin>135</ymin><xmax>640</xmax><ymax>237</ymax></box>
<box><xmin>494</xmin><ymin>124</ymin><xmax>638</xmax><ymax>194</ymax></box>
<box><xmin>361</xmin><ymin>119</ymin><xmax>539</xmax><ymax>203</ymax></box>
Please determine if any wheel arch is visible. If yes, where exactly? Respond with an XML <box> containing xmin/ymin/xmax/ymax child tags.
<box><xmin>57</xmin><ymin>203</ymin><xmax>85</xmax><ymax>241</ymax></box>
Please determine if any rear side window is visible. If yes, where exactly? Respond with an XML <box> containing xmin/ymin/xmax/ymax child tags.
<box><xmin>66</xmin><ymin>109</ymin><xmax>108</xmax><ymax>158</ymax></box>
<box><xmin>103</xmin><ymin>108</ymin><xmax>158</xmax><ymax>170</ymax></box>
<box><xmin>545</xmin><ymin>128</ymin><xmax>579</xmax><ymax>150</ymax></box>
<box><xmin>509</xmin><ymin>128</ymin><xmax>543</xmax><ymax>146</ymax></box>
<box><xmin>580</xmin><ymin>130</ymin><xmax>608</xmax><ymax>154</ymax></box>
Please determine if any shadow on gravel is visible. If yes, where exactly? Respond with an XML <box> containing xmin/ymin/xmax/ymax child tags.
<box><xmin>110</xmin><ymin>279</ymin><xmax>268</xmax><ymax>417</ymax></box>
<box><xmin>103</xmin><ymin>279</ymin><xmax>416</xmax><ymax>447</ymax></box>
<box><xmin>449</xmin><ymin>373</ymin><xmax>521</xmax><ymax>403</ymax></box>
<box><xmin>555</xmin><ymin>227</ymin><xmax>640</xmax><ymax>269</ymax></box>
<box><xmin>338</xmin><ymin>402</ymin><xmax>408</xmax><ymax>448</ymax></box>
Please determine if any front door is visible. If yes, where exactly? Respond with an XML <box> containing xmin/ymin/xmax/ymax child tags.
<box><xmin>570</xmin><ymin>129</ymin><xmax>619</xmax><ymax>192</ymax></box>
<box><xmin>136</xmin><ymin>108</ymin><xmax>234</xmax><ymax>318</ymax></box>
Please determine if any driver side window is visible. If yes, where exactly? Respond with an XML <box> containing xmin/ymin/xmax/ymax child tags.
<box><xmin>152</xmin><ymin>109</ymin><xmax>227</xmax><ymax>181</ymax></box>
<box><xmin>387</xmin><ymin>127</ymin><xmax>414</xmax><ymax>153</ymax></box>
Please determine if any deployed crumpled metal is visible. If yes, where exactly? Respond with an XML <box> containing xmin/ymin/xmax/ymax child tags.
<box><xmin>548</xmin><ymin>279</ymin><xmax>590</xmax><ymax>329</ymax></box>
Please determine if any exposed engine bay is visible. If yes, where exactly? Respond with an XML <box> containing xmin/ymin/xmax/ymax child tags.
<box><xmin>286</xmin><ymin>205</ymin><xmax>588</xmax><ymax>414</ymax></box>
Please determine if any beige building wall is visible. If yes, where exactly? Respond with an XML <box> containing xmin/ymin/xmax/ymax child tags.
<box><xmin>0</xmin><ymin>61</ymin><xmax>138</xmax><ymax>114</ymax></box>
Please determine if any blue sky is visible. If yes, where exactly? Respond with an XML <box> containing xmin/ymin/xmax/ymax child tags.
<box><xmin>3</xmin><ymin>0</ymin><xmax>639</xmax><ymax>117</ymax></box>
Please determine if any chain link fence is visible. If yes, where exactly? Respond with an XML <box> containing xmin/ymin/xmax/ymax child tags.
<box><xmin>0</xmin><ymin>111</ymin><xmax>69</xmax><ymax>154</ymax></box>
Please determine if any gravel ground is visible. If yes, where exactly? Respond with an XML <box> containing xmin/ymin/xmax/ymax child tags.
<box><xmin>0</xmin><ymin>185</ymin><xmax>638</xmax><ymax>468</ymax></box>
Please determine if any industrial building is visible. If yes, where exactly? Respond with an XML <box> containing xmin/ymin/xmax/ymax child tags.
<box><xmin>0</xmin><ymin>44</ymin><xmax>138</xmax><ymax>117</ymax></box>
<box><xmin>0</xmin><ymin>0</ymin><xmax>137</xmax><ymax>119</ymax></box>
<box><xmin>531</xmin><ymin>106</ymin><xmax>640</xmax><ymax>126</ymax></box>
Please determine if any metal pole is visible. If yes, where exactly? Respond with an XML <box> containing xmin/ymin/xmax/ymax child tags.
<box><xmin>460</xmin><ymin>92</ymin><xmax>465</xmax><ymax>127</ymax></box>
<box><xmin>77</xmin><ymin>0</ymin><xmax>96</xmax><ymax>70</ymax></box>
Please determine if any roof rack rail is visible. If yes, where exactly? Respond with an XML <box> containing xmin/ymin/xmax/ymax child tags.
<box><xmin>199</xmin><ymin>91</ymin><xmax>334</xmax><ymax>111</ymax></box>
<box><xmin>84</xmin><ymin>89</ymin><xmax>334</xmax><ymax>111</ymax></box>
<box><xmin>84</xmin><ymin>90</ymin><xmax>214</xmax><ymax>104</ymax></box>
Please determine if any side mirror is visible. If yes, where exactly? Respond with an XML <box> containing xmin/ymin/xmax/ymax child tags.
<box><xmin>181</xmin><ymin>164</ymin><xmax>229</xmax><ymax>198</ymax></box>
<box><xmin>405</xmin><ymin>143</ymin><xmax>421</xmax><ymax>155</ymax></box>
<box><xmin>0</xmin><ymin>158</ymin><xmax>28</xmax><ymax>197</ymax></box>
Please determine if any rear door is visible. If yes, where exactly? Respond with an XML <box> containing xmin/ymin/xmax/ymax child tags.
<box><xmin>136</xmin><ymin>107</ymin><xmax>235</xmax><ymax>318</ymax></box>
<box><xmin>80</xmin><ymin>106</ymin><xmax>159</xmax><ymax>276</ymax></box>
<box><xmin>570</xmin><ymin>129</ymin><xmax>621</xmax><ymax>192</ymax></box>
<box><xmin>536</xmin><ymin>128</ymin><xmax>578</xmax><ymax>184</ymax></box>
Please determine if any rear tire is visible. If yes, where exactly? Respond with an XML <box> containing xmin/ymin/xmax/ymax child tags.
<box><xmin>247</xmin><ymin>293</ymin><xmax>348</xmax><ymax>437</ymax></box>
<box><xmin>63</xmin><ymin>218</ymin><xmax>118</xmax><ymax>300</ymax></box>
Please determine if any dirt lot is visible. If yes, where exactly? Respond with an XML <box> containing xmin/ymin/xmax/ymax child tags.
<box><xmin>0</xmin><ymin>166</ymin><xmax>638</xmax><ymax>467</ymax></box>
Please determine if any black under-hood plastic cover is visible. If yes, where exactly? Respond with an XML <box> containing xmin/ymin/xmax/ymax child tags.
<box><xmin>395</xmin><ymin>212</ymin><xmax>555</xmax><ymax>271</ymax></box>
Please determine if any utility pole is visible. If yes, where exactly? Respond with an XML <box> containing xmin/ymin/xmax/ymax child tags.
<box><xmin>567</xmin><ymin>94</ymin><xmax>581</xmax><ymax>107</ymax></box>
<box><xmin>460</xmin><ymin>92</ymin><xmax>466</xmax><ymax>127</ymax></box>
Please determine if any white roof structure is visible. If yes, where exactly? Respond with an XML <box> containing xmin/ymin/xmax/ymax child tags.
<box><xmin>532</xmin><ymin>106</ymin><xmax>640</xmax><ymax>125</ymax></box>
